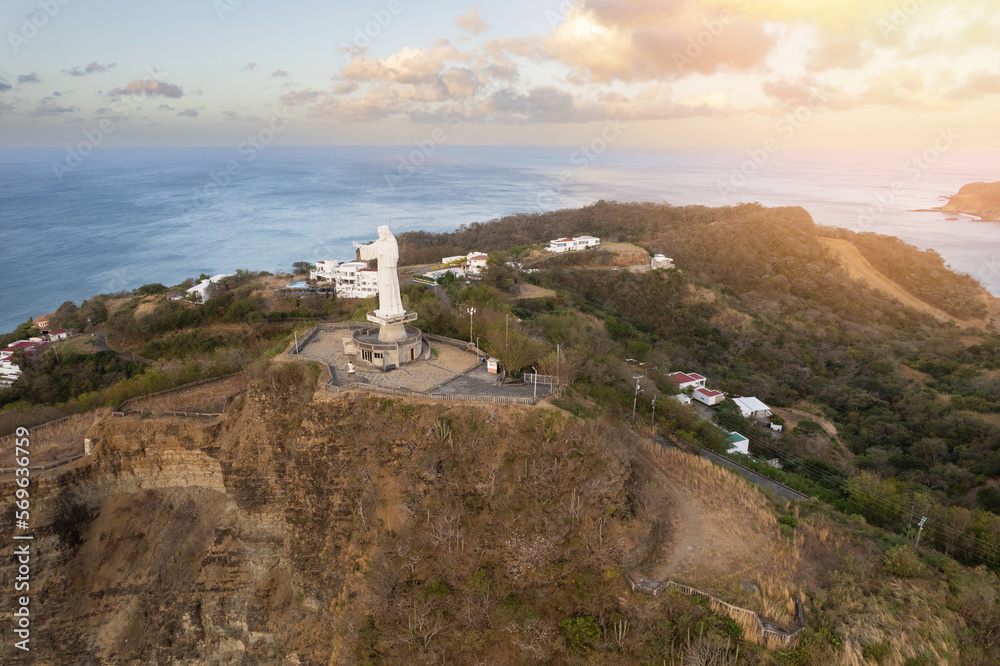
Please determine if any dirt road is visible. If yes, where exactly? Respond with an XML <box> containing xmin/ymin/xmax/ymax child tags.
<box><xmin>821</xmin><ymin>238</ymin><xmax>988</xmax><ymax>329</ymax></box>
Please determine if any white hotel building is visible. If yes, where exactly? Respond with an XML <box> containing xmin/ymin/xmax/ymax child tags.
<box><xmin>310</xmin><ymin>260</ymin><xmax>379</xmax><ymax>299</ymax></box>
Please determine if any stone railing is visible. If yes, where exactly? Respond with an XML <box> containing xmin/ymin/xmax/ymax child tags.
<box><xmin>324</xmin><ymin>380</ymin><xmax>537</xmax><ymax>405</ymax></box>
<box><xmin>113</xmin><ymin>372</ymin><xmax>243</xmax><ymax>417</ymax></box>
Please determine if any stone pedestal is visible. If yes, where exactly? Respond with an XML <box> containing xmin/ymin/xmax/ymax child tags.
<box><xmin>367</xmin><ymin>310</ymin><xmax>418</xmax><ymax>343</ymax></box>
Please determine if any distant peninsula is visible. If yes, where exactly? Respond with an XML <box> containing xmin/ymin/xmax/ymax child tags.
<box><xmin>941</xmin><ymin>180</ymin><xmax>1000</xmax><ymax>221</ymax></box>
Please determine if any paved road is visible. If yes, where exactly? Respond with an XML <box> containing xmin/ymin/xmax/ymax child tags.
<box><xmin>699</xmin><ymin>450</ymin><xmax>809</xmax><ymax>502</ymax></box>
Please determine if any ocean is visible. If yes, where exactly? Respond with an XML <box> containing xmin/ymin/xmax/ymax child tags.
<box><xmin>1</xmin><ymin>145</ymin><xmax>998</xmax><ymax>333</ymax></box>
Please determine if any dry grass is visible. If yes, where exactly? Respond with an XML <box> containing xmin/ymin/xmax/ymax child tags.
<box><xmin>131</xmin><ymin>374</ymin><xmax>247</xmax><ymax>413</ymax></box>
<box><xmin>638</xmin><ymin>442</ymin><xmax>803</xmax><ymax>628</ymax></box>
<box><xmin>0</xmin><ymin>410</ymin><xmax>105</xmax><ymax>468</ymax></box>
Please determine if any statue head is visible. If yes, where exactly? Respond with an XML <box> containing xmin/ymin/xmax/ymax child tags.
<box><xmin>377</xmin><ymin>225</ymin><xmax>391</xmax><ymax>240</ymax></box>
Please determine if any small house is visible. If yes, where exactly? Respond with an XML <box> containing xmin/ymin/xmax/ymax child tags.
<box><xmin>546</xmin><ymin>235</ymin><xmax>600</xmax><ymax>253</ymax></box>
<box><xmin>726</xmin><ymin>431</ymin><xmax>750</xmax><ymax>455</ymax></box>
<box><xmin>33</xmin><ymin>312</ymin><xmax>57</xmax><ymax>330</ymax></box>
<box><xmin>673</xmin><ymin>393</ymin><xmax>692</xmax><ymax>406</ymax></box>
<box><xmin>186</xmin><ymin>274</ymin><xmax>232</xmax><ymax>302</ymax></box>
<box><xmin>464</xmin><ymin>254</ymin><xmax>489</xmax><ymax>276</ymax></box>
<box><xmin>47</xmin><ymin>330</ymin><xmax>71</xmax><ymax>341</ymax></box>
<box><xmin>667</xmin><ymin>371</ymin><xmax>706</xmax><ymax>390</ymax></box>
<box><xmin>731</xmin><ymin>396</ymin><xmax>772</xmax><ymax>419</ymax></box>
<box><xmin>692</xmin><ymin>387</ymin><xmax>724</xmax><ymax>406</ymax></box>
<box><xmin>651</xmin><ymin>254</ymin><xmax>674</xmax><ymax>269</ymax></box>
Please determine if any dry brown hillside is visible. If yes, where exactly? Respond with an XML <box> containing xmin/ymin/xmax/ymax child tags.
<box><xmin>2</xmin><ymin>363</ymin><xmax>995</xmax><ymax>664</ymax></box>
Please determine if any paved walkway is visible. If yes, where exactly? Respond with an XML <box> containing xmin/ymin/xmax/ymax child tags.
<box><xmin>297</xmin><ymin>328</ymin><xmax>549</xmax><ymax>399</ymax></box>
<box><xmin>700</xmin><ymin>450</ymin><xmax>809</xmax><ymax>502</ymax></box>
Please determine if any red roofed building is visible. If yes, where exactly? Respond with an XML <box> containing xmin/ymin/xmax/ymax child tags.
<box><xmin>692</xmin><ymin>387</ymin><xmax>724</xmax><ymax>406</ymax></box>
<box><xmin>667</xmin><ymin>371</ymin><xmax>707</xmax><ymax>390</ymax></box>
<box><xmin>33</xmin><ymin>312</ymin><xmax>57</xmax><ymax>330</ymax></box>
<box><xmin>464</xmin><ymin>254</ymin><xmax>489</xmax><ymax>276</ymax></box>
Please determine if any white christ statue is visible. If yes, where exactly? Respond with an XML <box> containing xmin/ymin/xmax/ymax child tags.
<box><xmin>353</xmin><ymin>225</ymin><xmax>405</xmax><ymax>318</ymax></box>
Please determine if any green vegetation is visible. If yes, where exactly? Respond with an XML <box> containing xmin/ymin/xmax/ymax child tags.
<box><xmin>396</xmin><ymin>201</ymin><xmax>1000</xmax><ymax>568</ymax></box>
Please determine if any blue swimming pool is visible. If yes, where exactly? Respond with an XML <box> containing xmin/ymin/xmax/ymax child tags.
<box><xmin>286</xmin><ymin>281</ymin><xmax>310</xmax><ymax>289</ymax></box>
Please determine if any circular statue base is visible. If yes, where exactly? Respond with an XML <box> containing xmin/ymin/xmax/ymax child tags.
<box><xmin>349</xmin><ymin>325</ymin><xmax>424</xmax><ymax>371</ymax></box>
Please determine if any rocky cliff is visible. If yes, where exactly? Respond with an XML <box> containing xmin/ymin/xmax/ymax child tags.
<box><xmin>1</xmin><ymin>363</ymin><xmax>645</xmax><ymax>664</ymax></box>
<box><xmin>942</xmin><ymin>180</ymin><xmax>1000</xmax><ymax>221</ymax></box>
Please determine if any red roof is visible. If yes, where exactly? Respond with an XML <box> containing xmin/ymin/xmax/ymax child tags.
<box><xmin>553</xmin><ymin>238</ymin><xmax>572</xmax><ymax>242</ymax></box>
<box><xmin>467</xmin><ymin>255</ymin><xmax>488</xmax><ymax>261</ymax></box>
<box><xmin>50</xmin><ymin>329</ymin><xmax>68</xmax><ymax>335</ymax></box>
<box><xmin>695</xmin><ymin>388</ymin><xmax>722</xmax><ymax>397</ymax></box>
<box><xmin>669</xmin><ymin>372</ymin><xmax>705</xmax><ymax>384</ymax></box>
<box><xmin>34</xmin><ymin>312</ymin><xmax>57</xmax><ymax>322</ymax></box>
<box><xmin>4</xmin><ymin>340</ymin><xmax>48</xmax><ymax>355</ymax></box>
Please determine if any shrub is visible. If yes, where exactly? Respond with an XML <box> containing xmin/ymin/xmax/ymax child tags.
<box><xmin>883</xmin><ymin>544</ymin><xmax>924</xmax><ymax>578</ymax></box>
<box><xmin>559</xmin><ymin>616</ymin><xmax>601</xmax><ymax>652</ymax></box>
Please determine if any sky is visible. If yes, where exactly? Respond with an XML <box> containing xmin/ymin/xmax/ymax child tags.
<box><xmin>1</xmin><ymin>0</ymin><xmax>999</xmax><ymax>149</ymax></box>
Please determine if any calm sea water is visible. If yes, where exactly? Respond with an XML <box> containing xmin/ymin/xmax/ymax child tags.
<box><xmin>1</xmin><ymin>145</ymin><xmax>998</xmax><ymax>332</ymax></box>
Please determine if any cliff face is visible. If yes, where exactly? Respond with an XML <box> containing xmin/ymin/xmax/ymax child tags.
<box><xmin>942</xmin><ymin>180</ymin><xmax>1000</xmax><ymax>221</ymax></box>
<box><xmin>0</xmin><ymin>363</ymin><xmax>642</xmax><ymax>664</ymax></box>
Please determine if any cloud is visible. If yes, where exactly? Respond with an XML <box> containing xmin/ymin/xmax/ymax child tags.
<box><xmin>0</xmin><ymin>78</ymin><xmax>11</xmax><ymax>92</ymax></box>
<box><xmin>31</xmin><ymin>101</ymin><xmax>79</xmax><ymax>117</ymax></box>
<box><xmin>331</xmin><ymin>81</ymin><xmax>359</xmax><ymax>95</ymax></box>
<box><xmin>242</xmin><ymin>62</ymin><xmax>257</xmax><ymax>72</ymax></box>
<box><xmin>270</xmin><ymin>69</ymin><xmax>290</xmax><ymax>78</ymax></box>
<box><xmin>456</xmin><ymin>4</ymin><xmax>488</xmax><ymax>35</ymax></box>
<box><xmin>0</xmin><ymin>101</ymin><xmax>15</xmax><ymax>114</ymax></box>
<box><xmin>222</xmin><ymin>109</ymin><xmax>263</xmax><ymax>121</ymax></box>
<box><xmin>177</xmin><ymin>108</ymin><xmax>199</xmax><ymax>117</ymax></box>
<box><xmin>946</xmin><ymin>70</ymin><xmax>1000</xmax><ymax>102</ymax></box>
<box><xmin>110</xmin><ymin>79</ymin><xmax>183</xmax><ymax>98</ymax></box>
<box><xmin>280</xmin><ymin>88</ymin><xmax>323</xmax><ymax>106</ymax></box>
<box><xmin>157</xmin><ymin>104</ymin><xmax>176</xmax><ymax>111</ymax></box>
<box><xmin>18</xmin><ymin>73</ymin><xmax>41</xmax><ymax>84</ymax></box>
<box><xmin>64</xmin><ymin>62</ymin><xmax>117</xmax><ymax>77</ymax></box>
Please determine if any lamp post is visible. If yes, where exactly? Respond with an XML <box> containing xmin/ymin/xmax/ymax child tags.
<box><xmin>467</xmin><ymin>306</ymin><xmax>476</xmax><ymax>347</ymax></box>
<box><xmin>651</xmin><ymin>394</ymin><xmax>657</xmax><ymax>426</ymax></box>
<box><xmin>531</xmin><ymin>365</ymin><xmax>538</xmax><ymax>399</ymax></box>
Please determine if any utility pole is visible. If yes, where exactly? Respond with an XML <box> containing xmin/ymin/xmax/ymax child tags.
<box><xmin>293</xmin><ymin>330</ymin><xmax>299</xmax><ymax>355</ymax></box>
<box><xmin>556</xmin><ymin>343</ymin><xmax>560</xmax><ymax>391</ymax></box>
<box><xmin>651</xmin><ymin>394</ymin><xmax>657</xmax><ymax>426</ymax></box>
<box><xmin>915</xmin><ymin>516</ymin><xmax>927</xmax><ymax>549</ymax></box>
<box><xmin>467</xmin><ymin>306</ymin><xmax>476</xmax><ymax>346</ymax></box>
<box><xmin>632</xmin><ymin>376</ymin><xmax>644</xmax><ymax>421</ymax></box>
<box><xmin>531</xmin><ymin>365</ymin><xmax>538</xmax><ymax>399</ymax></box>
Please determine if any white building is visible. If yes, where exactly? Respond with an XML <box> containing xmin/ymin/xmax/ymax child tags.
<box><xmin>47</xmin><ymin>329</ymin><xmax>71</xmax><ymax>341</ymax></box>
<box><xmin>651</xmin><ymin>254</ymin><xmax>674</xmax><ymax>269</ymax></box>
<box><xmin>668</xmin><ymin>371</ymin><xmax>707</xmax><ymax>390</ymax></box>
<box><xmin>310</xmin><ymin>260</ymin><xmax>341</xmax><ymax>282</ymax></box>
<box><xmin>673</xmin><ymin>393</ymin><xmax>692</xmax><ymax>406</ymax></box>
<box><xmin>546</xmin><ymin>235</ymin><xmax>600</xmax><ymax>253</ymax></box>
<box><xmin>726</xmin><ymin>431</ymin><xmax>750</xmax><ymax>455</ymax></box>
<box><xmin>464</xmin><ymin>254</ymin><xmax>489</xmax><ymax>276</ymax></box>
<box><xmin>424</xmin><ymin>267</ymin><xmax>466</xmax><ymax>281</ymax></box>
<box><xmin>731</xmin><ymin>396</ymin><xmax>772</xmax><ymax>419</ymax></box>
<box><xmin>335</xmin><ymin>261</ymin><xmax>379</xmax><ymax>299</ymax></box>
<box><xmin>186</xmin><ymin>274</ymin><xmax>232</xmax><ymax>302</ymax></box>
<box><xmin>693</xmin><ymin>387</ymin><xmax>725</xmax><ymax>406</ymax></box>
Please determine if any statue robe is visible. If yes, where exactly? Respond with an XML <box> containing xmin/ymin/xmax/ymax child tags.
<box><xmin>357</xmin><ymin>233</ymin><xmax>405</xmax><ymax>317</ymax></box>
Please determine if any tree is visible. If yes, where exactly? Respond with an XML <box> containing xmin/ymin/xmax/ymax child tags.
<box><xmin>292</xmin><ymin>261</ymin><xmax>314</xmax><ymax>275</ymax></box>
<box><xmin>481</xmin><ymin>316</ymin><xmax>544</xmax><ymax>381</ymax></box>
